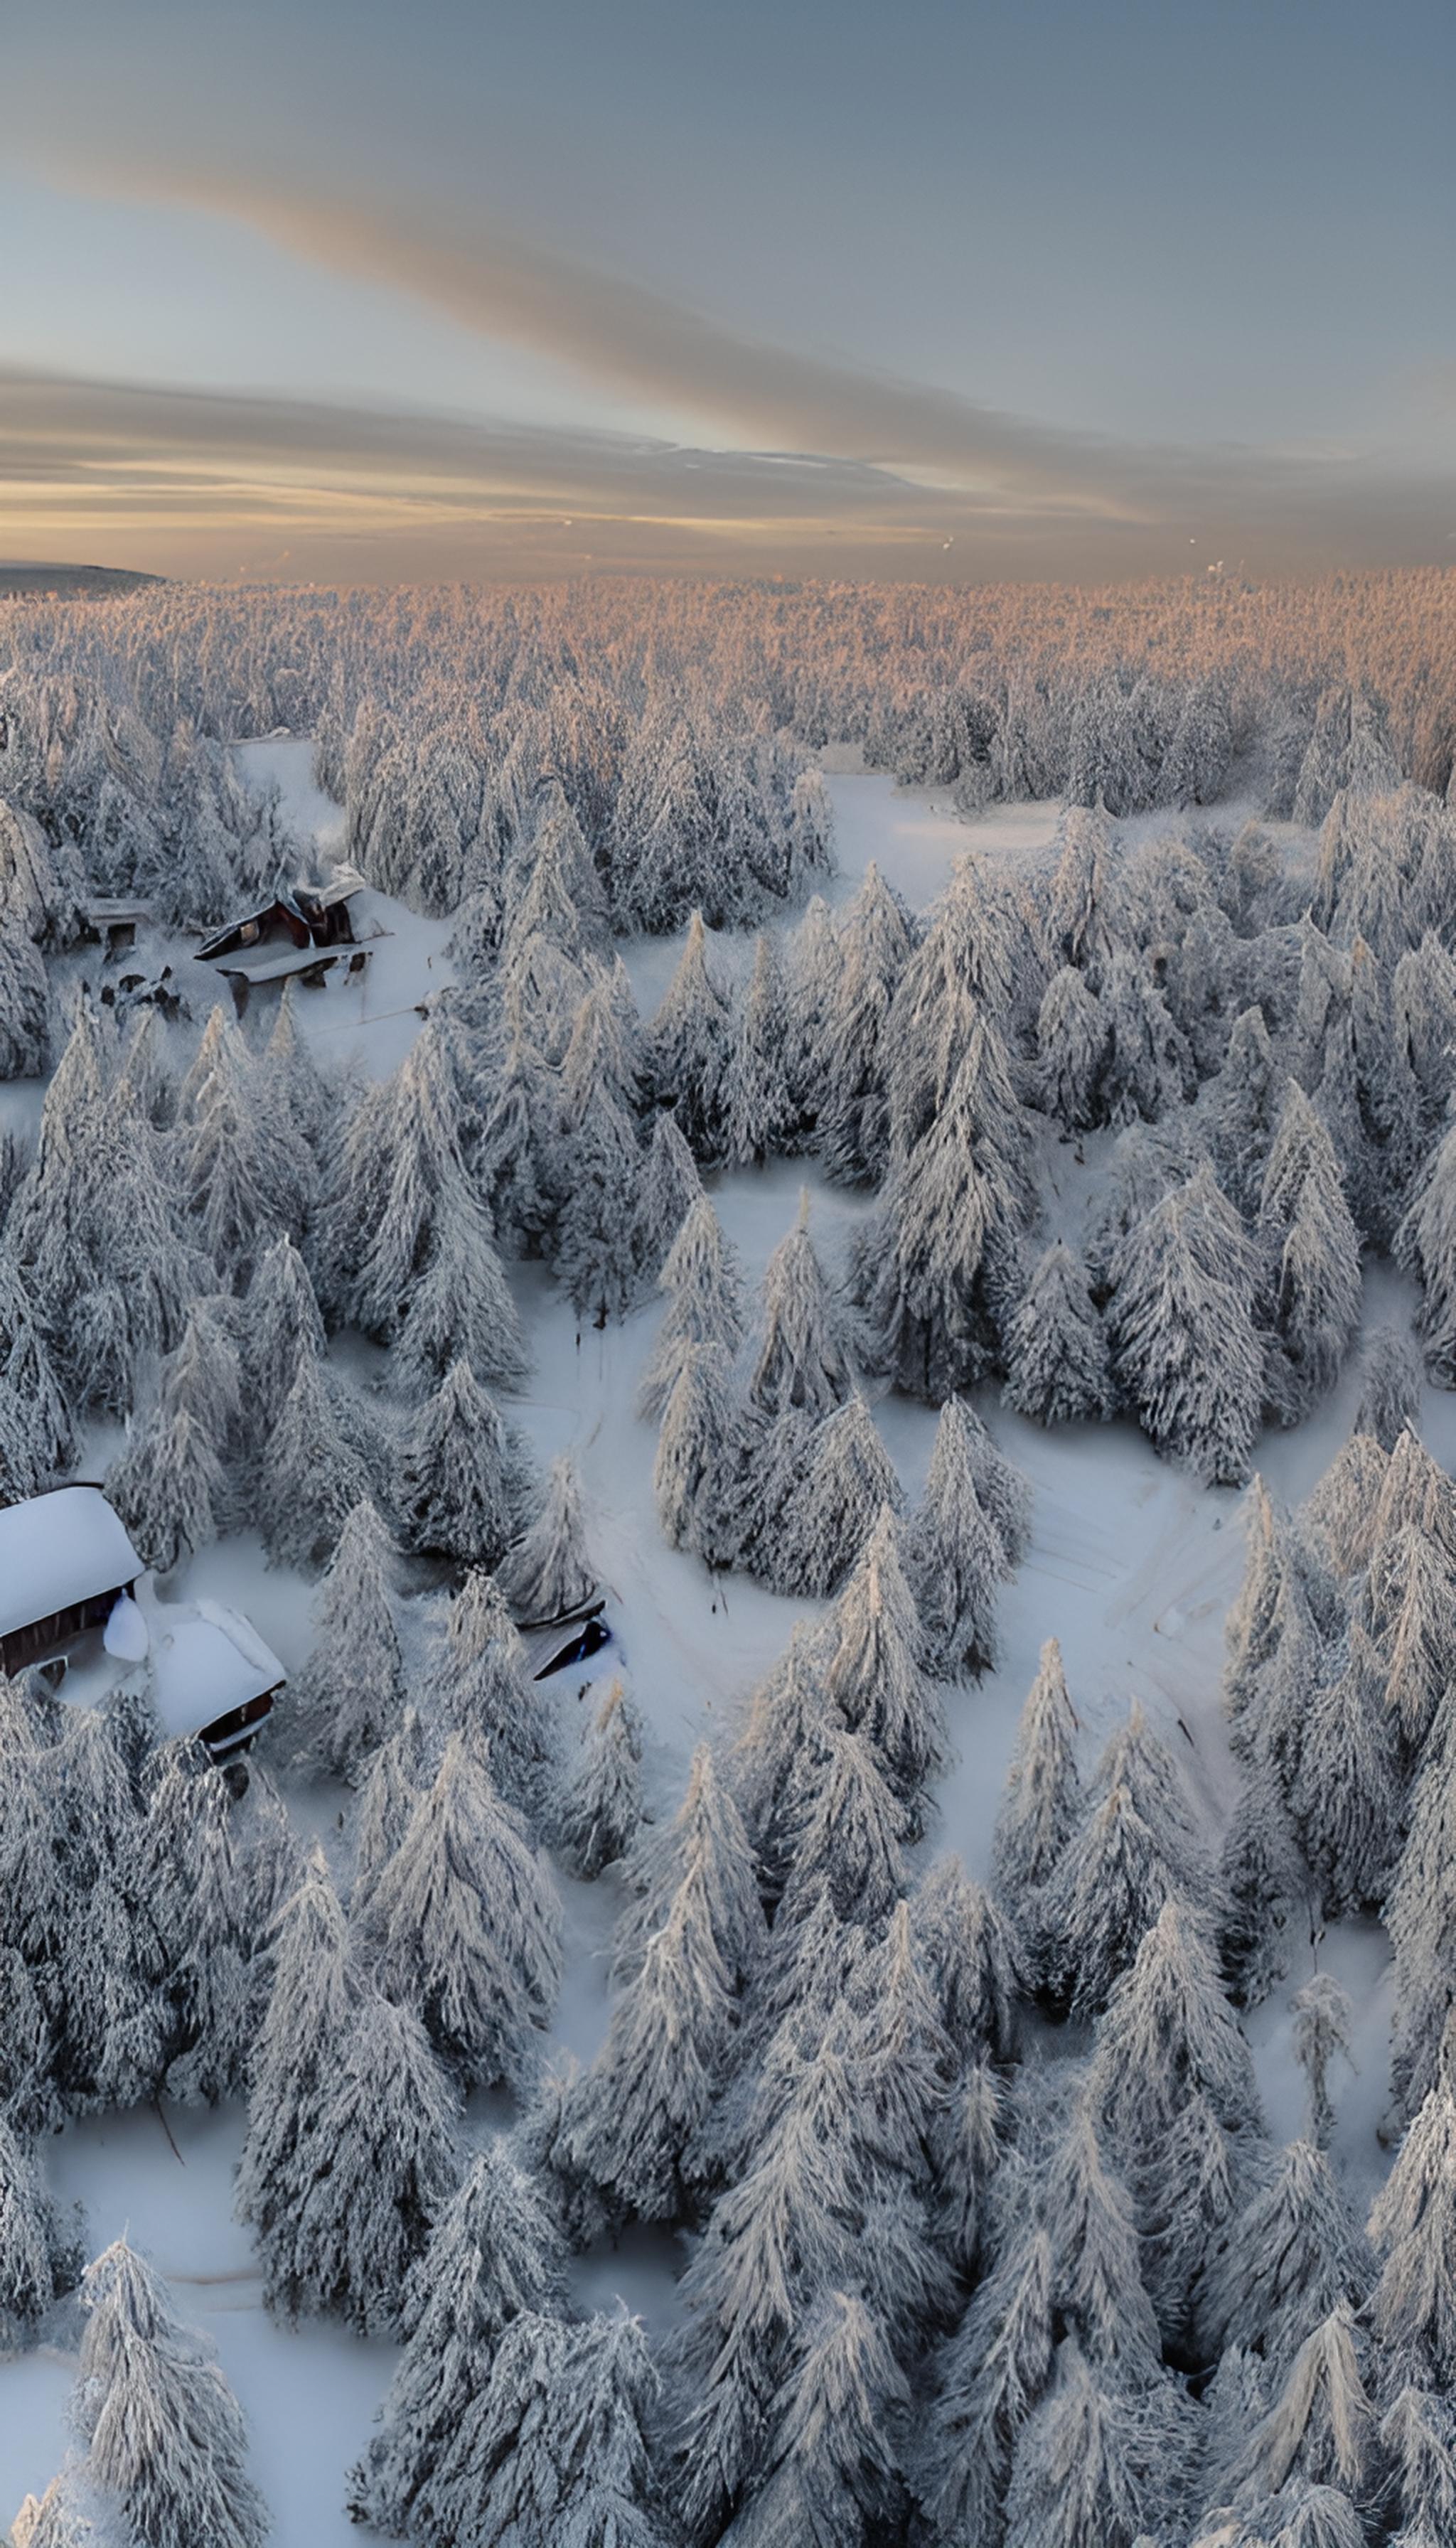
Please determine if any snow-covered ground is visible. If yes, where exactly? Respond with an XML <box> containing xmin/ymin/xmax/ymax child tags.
<box><xmin>0</xmin><ymin>747</ymin><xmax>1429</xmax><ymax>2532</ymax></box>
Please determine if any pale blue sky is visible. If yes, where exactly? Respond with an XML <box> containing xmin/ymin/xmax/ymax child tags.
<box><xmin>4</xmin><ymin>0</ymin><xmax>1453</xmax><ymax>579</ymax></box>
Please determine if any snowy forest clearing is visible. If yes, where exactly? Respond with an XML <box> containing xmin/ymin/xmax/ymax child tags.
<box><xmin>5</xmin><ymin>574</ymin><xmax>1456</xmax><ymax>2547</ymax></box>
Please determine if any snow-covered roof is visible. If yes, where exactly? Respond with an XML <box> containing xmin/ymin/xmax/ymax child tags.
<box><xmin>0</xmin><ymin>1487</ymin><xmax>142</xmax><ymax>1639</ymax></box>
<box><xmin>149</xmin><ymin>1599</ymin><xmax>287</xmax><ymax>1738</ymax></box>
<box><xmin>215</xmin><ymin>945</ymin><xmax>348</xmax><ymax>986</ymax></box>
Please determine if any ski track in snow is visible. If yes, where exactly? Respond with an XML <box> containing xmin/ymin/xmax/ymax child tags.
<box><xmin>0</xmin><ymin>746</ymin><xmax>1440</xmax><ymax>2530</ymax></box>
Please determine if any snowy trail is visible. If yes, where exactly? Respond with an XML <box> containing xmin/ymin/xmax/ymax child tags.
<box><xmin>0</xmin><ymin>746</ymin><xmax>1433</xmax><ymax>2531</ymax></box>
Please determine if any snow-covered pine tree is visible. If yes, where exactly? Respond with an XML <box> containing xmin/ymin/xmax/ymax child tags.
<box><xmin>1396</xmin><ymin>1118</ymin><xmax>1456</xmax><ymax>1383</ymax></box>
<box><xmin>908</xmin><ymin>1394</ymin><xmax>1015</xmax><ymax>1678</ymax></box>
<box><xmin>1290</xmin><ymin>1974</ymin><xmax>1354</xmax><ymax>2149</ymax></box>
<box><xmin>1001</xmin><ymin>2336</ymin><xmax>1193</xmax><ymax>2548</ymax></box>
<box><xmin>498</xmin><ymin>1450</ymin><xmax>598</xmax><ymax>1624</ymax></box>
<box><xmin>1201</xmin><ymin>1004</ymin><xmax>1290</xmax><ymax>1220</ymax></box>
<box><xmin>559</xmin><ymin>1679</ymin><xmax>643</xmax><ymax>1878</ymax></box>
<box><xmin>285</xmin><ymin>1497</ymin><xmax>405</xmax><ymax>1782</ymax></box>
<box><xmin>73</xmin><ymin>2238</ymin><xmax>269</xmax><ymax>2548</ymax></box>
<box><xmin>361</xmin><ymin>1732</ymin><xmax>562</xmax><ymax>2091</ymax></box>
<box><xmin>552</xmin><ymin>1081</ymin><xmax>643</xmax><ymax>1329</ymax></box>
<box><xmin>816</xmin><ymin>862</ymin><xmax>915</xmax><ymax>1187</ymax></box>
<box><xmin>257</xmin><ymin>1989</ymin><xmax>460</xmax><ymax>2336</ymax></box>
<box><xmin>719</xmin><ymin>2286</ymin><xmax>909</xmax><ymax>2548</ymax></box>
<box><xmin>778</xmin><ymin>1393</ymin><xmax>901</xmax><ymax>1599</ymax></box>
<box><xmin>823</xmin><ymin>1506</ymin><xmax>946</xmax><ymax>1812</ymax></box>
<box><xmin>414</xmin><ymin>2307</ymin><xmax>669</xmax><ymax>2548</ymax></box>
<box><xmin>1369</xmin><ymin>2016</ymin><xmax>1456</xmax><ymax>2381</ymax></box>
<box><xmin>1353</xmin><ymin>1322</ymin><xmax>1422</xmax><ymax>1452</ymax></box>
<box><xmin>424</xmin><ymin>1569</ymin><xmax>557</xmax><ymax>1831</ymax></box>
<box><xmin>1037</xmin><ymin>965</ymin><xmax>1109</xmax><ymax>1133</ymax></box>
<box><xmin>1287</xmin><ymin>1621</ymin><xmax>1402</xmax><ymax>1917</ymax></box>
<box><xmin>653</xmin><ymin>1340</ymin><xmax>744</xmax><ymax>1568</ymax></box>
<box><xmin>0</xmin><ymin>2116</ymin><xmax>78</xmax><ymax>2346</ymax></box>
<box><xmin>632</xmin><ymin>1107</ymin><xmax>703</xmax><ymax>1294</ymax></box>
<box><xmin>1108</xmin><ymin>1160</ymin><xmax>1264</xmax><ymax>1484</ymax></box>
<box><xmin>637</xmin><ymin>1193</ymin><xmax>746</xmax><ymax>1422</ymax></box>
<box><xmin>262</xmin><ymin>978</ymin><xmax>335</xmax><ymax>1153</ymax></box>
<box><xmin>1219</xmin><ymin>1772</ymin><xmax>1308</xmax><ymax>2009</ymax></box>
<box><xmin>350</xmin><ymin>1711</ymin><xmax>427</xmax><ymax>1916</ymax></box>
<box><xmin>723</xmin><ymin>933</ymin><xmax>796</xmax><ymax>1168</ymax></box>
<box><xmin>1258</xmin><ymin>1082</ymin><xmax>1361</xmax><ymax>1427</ymax></box>
<box><xmin>1042</xmin><ymin>2102</ymin><xmax>1162</xmax><ymax>2381</ymax></box>
<box><xmin>242</xmin><ymin>1232</ymin><xmax>327</xmax><ymax>1431</ymax></box>
<box><xmin>397</xmin><ymin>1359</ymin><xmax>523</xmax><ymax>1569</ymax></box>
<box><xmin>235</xmin><ymin>1853</ymin><xmax>360</xmax><ymax>2258</ymax></box>
<box><xmin>853</xmin><ymin>1042</ymin><xmax>1028</xmax><ymax>1400</ymax></box>
<box><xmin>748</xmin><ymin>1192</ymin><xmax>855</xmax><ymax>1418</ymax></box>
<box><xmin>106</xmin><ymin>1391</ymin><xmax>225</xmax><ymax>1578</ymax></box>
<box><xmin>396</xmin><ymin>1201</ymin><xmax>531</xmax><ymax>1394</ymax></box>
<box><xmin>915</xmin><ymin>2221</ymin><xmax>1055</xmax><ymax>2548</ymax></box>
<box><xmin>911</xmin><ymin>1855</ymin><xmax>1022</xmax><ymax>2065</ymax></box>
<box><xmin>991</xmin><ymin>1637</ymin><xmax>1083</xmax><ymax>1989</ymax></box>
<box><xmin>1197</xmin><ymin>2137</ymin><xmax>1373</xmax><ymax>2375</ymax></box>
<box><xmin>345</xmin><ymin>2138</ymin><xmax>569</xmax><ymax>2534</ymax></box>
<box><xmin>261</xmin><ymin>1351</ymin><xmax>372</xmax><ymax>1569</ymax></box>
<box><xmin>183</xmin><ymin>1006</ymin><xmax>316</xmax><ymax>1290</ymax></box>
<box><xmin>614</xmin><ymin>1740</ymin><xmax>766</xmax><ymax>1993</ymax></box>
<box><xmin>1002</xmin><ymin>1238</ymin><xmax>1115</xmax><ymax>1427</ymax></box>
<box><xmin>643</xmin><ymin>911</ymin><xmax>734</xmax><ymax>1163</ymax></box>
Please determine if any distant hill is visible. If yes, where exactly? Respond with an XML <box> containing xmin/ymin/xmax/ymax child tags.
<box><xmin>0</xmin><ymin>562</ymin><xmax>166</xmax><ymax>599</ymax></box>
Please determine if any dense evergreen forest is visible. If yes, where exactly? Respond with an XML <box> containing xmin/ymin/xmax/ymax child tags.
<box><xmin>2</xmin><ymin>567</ymin><xmax>1456</xmax><ymax>2547</ymax></box>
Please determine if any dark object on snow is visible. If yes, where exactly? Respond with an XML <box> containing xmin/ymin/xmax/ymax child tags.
<box><xmin>198</xmin><ymin>872</ymin><xmax>363</xmax><ymax>965</ymax></box>
<box><xmin>515</xmin><ymin>1597</ymin><xmax>611</xmax><ymax>1682</ymax></box>
<box><xmin>99</xmin><ymin>964</ymin><xmax>189</xmax><ymax>1022</ymax></box>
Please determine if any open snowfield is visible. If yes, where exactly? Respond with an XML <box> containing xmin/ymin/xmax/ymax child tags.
<box><xmin>0</xmin><ymin>743</ymin><xmax>1433</xmax><ymax>2533</ymax></box>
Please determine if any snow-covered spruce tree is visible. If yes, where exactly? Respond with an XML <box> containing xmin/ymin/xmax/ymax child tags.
<box><xmin>361</xmin><ymin>1732</ymin><xmax>562</xmax><ymax>2092</ymax></box>
<box><xmin>1098</xmin><ymin>943</ymin><xmax>1193</xmax><ymax>1129</ymax></box>
<box><xmin>1037</xmin><ymin>965</ymin><xmax>1108</xmax><ymax>1133</ymax></box>
<box><xmin>322</xmin><ymin>1017</ymin><xmax>483</xmax><ymax>1334</ymax></box>
<box><xmin>158</xmin><ymin>1766</ymin><xmax>282</xmax><ymax>2108</ymax></box>
<box><xmin>0</xmin><ymin>1252</ymin><xmax>74</xmax><ymax>1499</ymax></box>
<box><xmin>748</xmin><ymin>1192</ymin><xmax>855</xmax><ymax>1418</ymax></box>
<box><xmin>560</xmin><ymin>1680</ymin><xmax>643</xmax><ymax>1878</ymax></box>
<box><xmin>908</xmin><ymin>1394</ymin><xmax>1016</xmax><ymax>1679</ymax></box>
<box><xmin>476</xmin><ymin>1032</ymin><xmax>555</xmax><ymax>1257</ymax></box>
<box><xmin>1199</xmin><ymin>1004</ymin><xmax>1290</xmax><ymax>1220</ymax></box>
<box><xmin>72</xmin><ymin>2239</ymin><xmax>269</xmax><ymax>2548</ymax></box>
<box><xmin>653</xmin><ymin>1340</ymin><xmax>744</xmax><ymax>1568</ymax></box>
<box><xmin>1300</xmin><ymin>1430</ymin><xmax>1389</xmax><ymax>1578</ymax></box>
<box><xmin>397</xmin><ymin>1201</ymin><xmax>531</xmax><ymax>1394</ymax></box>
<box><xmin>1002</xmin><ymin>1238</ymin><xmax>1115</xmax><ymax>1427</ymax></box>
<box><xmin>346</xmin><ymin>2140</ymin><xmax>569</xmax><ymax>2534</ymax></box>
<box><xmin>631</xmin><ymin>1106</ymin><xmax>703</xmax><ymax>1293</ymax></box>
<box><xmin>1258</xmin><ymin>1082</ymin><xmax>1361</xmax><ymax>1427</ymax></box>
<box><xmin>1396</xmin><ymin>1120</ymin><xmax>1456</xmax><ymax>1382</ymax></box>
<box><xmin>778</xmin><ymin>1393</ymin><xmax>901</xmax><ymax>1599</ymax></box>
<box><xmin>255</xmin><ymin>1989</ymin><xmax>459</xmax><ymax>2336</ymax></box>
<box><xmin>1369</xmin><ymin>2017</ymin><xmax>1456</xmax><ymax>2382</ymax></box>
<box><xmin>262</xmin><ymin>978</ymin><xmax>335</xmax><ymax>1154</ymax></box>
<box><xmin>1042</xmin><ymin>2101</ymin><xmax>1162</xmax><ymax>2381</ymax></box>
<box><xmin>260</xmin><ymin>1351</ymin><xmax>371</xmax><ymax>1570</ymax></box>
<box><xmin>1380</xmin><ymin>2383</ymin><xmax>1456</xmax><ymax>2548</ymax></box>
<box><xmin>990</xmin><ymin>1637</ymin><xmax>1083</xmax><ymax>1990</ymax></box>
<box><xmin>1091</xmin><ymin>1898</ymin><xmax>1263</xmax><ymax>2164</ymax></box>
<box><xmin>823</xmin><ymin>1506</ymin><xmax>946</xmax><ymax>1814</ymax></box>
<box><xmin>1287</xmin><ymin>1621</ymin><xmax>1402</xmax><ymax>1917</ymax></box>
<box><xmin>498</xmin><ymin>1450</ymin><xmax>597</xmax><ymax>1623</ymax></box>
<box><xmin>916</xmin><ymin>2225</ymin><xmax>1058</xmax><ymax>2538</ymax></box>
<box><xmin>0</xmin><ymin>1942</ymin><xmax>62</xmax><ymax>2138</ymax></box>
<box><xmin>235</xmin><ymin>1853</ymin><xmax>360</xmax><ymax>2260</ymax></box>
<box><xmin>1000</xmin><ymin>2336</ymin><xmax>1194</xmax><ymax>2548</ymax></box>
<box><xmin>1042</xmin><ymin>1770</ymin><xmax>1205</xmax><ymax>2021</ymax></box>
<box><xmin>552</xmin><ymin>1082</ymin><xmax>643</xmax><ymax>1330</ymax></box>
<box><xmin>350</xmin><ymin>1711</ymin><xmax>427</xmax><ymax>1917</ymax></box>
<box><xmin>637</xmin><ymin>1193</ymin><xmax>745</xmax><ymax>1422</ymax></box>
<box><xmin>1229</xmin><ymin>2305</ymin><xmax>1379</xmax><ymax>2509</ymax></box>
<box><xmin>614</xmin><ymin>1740</ymin><xmax>766</xmax><ymax>1993</ymax></box>
<box><xmin>285</xmin><ymin>1497</ymin><xmax>405</xmax><ymax>1782</ymax></box>
<box><xmin>774</xmin><ymin>1723</ymin><xmax>909</xmax><ymax>1937</ymax></box>
<box><xmin>1364</xmin><ymin>1517</ymin><xmax>1456</xmax><ymax>1752</ymax></box>
<box><xmin>397</xmin><ymin>1359</ymin><xmax>523</xmax><ymax>1569</ymax></box>
<box><xmin>1290</xmin><ymin>1974</ymin><xmax>1354</xmax><ymax>2149</ymax></box>
<box><xmin>1353</xmin><ymin>1322</ymin><xmax>1422</xmax><ymax>1452</ymax></box>
<box><xmin>1219</xmin><ymin>1772</ymin><xmax>1309</xmax><ymax>2009</ymax></box>
<box><xmin>424</xmin><ymin>1569</ymin><xmax>557</xmax><ymax>1831</ymax></box>
<box><xmin>106</xmin><ymin>1393</ymin><xmax>225</xmax><ymax>1579</ymax></box>
<box><xmin>665</xmin><ymin>2040</ymin><xmax>867</xmax><ymax>2542</ymax></box>
<box><xmin>0</xmin><ymin>2116</ymin><xmax>79</xmax><ymax>2345</ymax></box>
<box><xmin>242</xmin><ymin>1232</ymin><xmax>327</xmax><ymax>1433</ymax></box>
<box><xmin>562</xmin><ymin>1878</ymin><xmax>738</xmax><ymax>2224</ymax></box>
<box><xmin>882</xmin><ymin>855</ymin><xmax>1019</xmax><ymax>1160</ymax></box>
<box><xmin>183</xmin><ymin>1006</ymin><xmax>316</xmax><ymax>1290</ymax></box>
<box><xmin>717</xmin><ymin>2286</ymin><xmax>909</xmax><ymax>2548</ymax></box>
<box><xmin>1108</xmin><ymin>1160</ymin><xmax>1264</xmax><ymax>1485</ymax></box>
<box><xmin>0</xmin><ymin>922</ymin><xmax>48</xmax><ymax>1082</ymax></box>
<box><xmin>912</xmin><ymin>1855</ymin><xmax>1022</xmax><ymax>2065</ymax></box>
<box><xmin>643</xmin><ymin>910</ymin><xmax>734</xmax><ymax>1163</ymax></box>
<box><xmin>853</xmin><ymin>1039</ymin><xmax>1029</xmax><ymax>1399</ymax></box>
<box><xmin>1197</xmin><ymin>2138</ymin><xmax>1373</xmax><ymax>2376</ymax></box>
<box><xmin>723</xmin><ymin>932</ymin><xmax>797</xmax><ymax>1168</ymax></box>
<box><xmin>413</xmin><ymin>2306</ymin><xmax>668</xmax><ymax>2548</ymax></box>
<box><xmin>817</xmin><ymin>862</ymin><xmax>915</xmax><ymax>1187</ymax></box>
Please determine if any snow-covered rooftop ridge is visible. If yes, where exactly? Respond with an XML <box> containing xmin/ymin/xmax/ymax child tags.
<box><xmin>146</xmin><ymin>1597</ymin><xmax>287</xmax><ymax>1739</ymax></box>
<box><xmin>0</xmin><ymin>1486</ymin><xmax>142</xmax><ymax>1639</ymax></box>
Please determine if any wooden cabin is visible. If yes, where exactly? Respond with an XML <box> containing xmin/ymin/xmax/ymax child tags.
<box><xmin>0</xmin><ymin>1484</ymin><xmax>142</xmax><ymax>1676</ymax></box>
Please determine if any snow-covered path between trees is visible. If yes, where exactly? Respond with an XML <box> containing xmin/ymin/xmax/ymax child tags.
<box><xmin>2</xmin><ymin>744</ymin><xmax>1444</xmax><ymax>2534</ymax></box>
